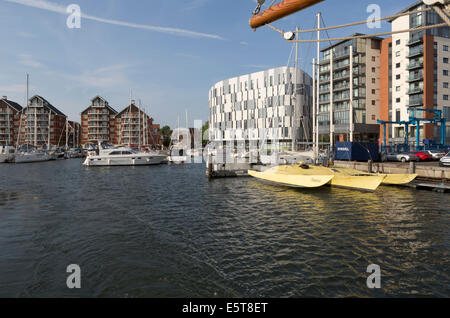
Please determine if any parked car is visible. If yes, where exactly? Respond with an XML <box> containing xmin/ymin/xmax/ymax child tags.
<box><xmin>409</xmin><ymin>151</ymin><xmax>432</xmax><ymax>161</ymax></box>
<box><xmin>439</xmin><ymin>152</ymin><xmax>450</xmax><ymax>167</ymax></box>
<box><xmin>423</xmin><ymin>150</ymin><xmax>446</xmax><ymax>160</ymax></box>
<box><xmin>385</xmin><ymin>153</ymin><xmax>421</xmax><ymax>163</ymax></box>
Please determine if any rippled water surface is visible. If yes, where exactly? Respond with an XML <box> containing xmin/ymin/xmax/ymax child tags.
<box><xmin>0</xmin><ymin>160</ymin><xmax>449</xmax><ymax>297</ymax></box>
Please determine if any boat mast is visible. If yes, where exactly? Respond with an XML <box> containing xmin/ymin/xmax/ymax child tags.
<box><xmin>312</xmin><ymin>57</ymin><xmax>316</xmax><ymax>162</ymax></box>
<box><xmin>48</xmin><ymin>110</ymin><xmax>51</xmax><ymax>148</ymax></box>
<box><xmin>7</xmin><ymin>104</ymin><xmax>10</xmax><ymax>145</ymax></box>
<box><xmin>292</xmin><ymin>26</ymin><xmax>299</xmax><ymax>152</ymax></box>
<box><xmin>65</xmin><ymin>118</ymin><xmax>69</xmax><ymax>150</ymax></box>
<box><xmin>138</xmin><ymin>99</ymin><xmax>141</xmax><ymax>148</ymax></box>
<box><xmin>315</xmin><ymin>13</ymin><xmax>321</xmax><ymax>162</ymax></box>
<box><xmin>349</xmin><ymin>44</ymin><xmax>354</xmax><ymax>142</ymax></box>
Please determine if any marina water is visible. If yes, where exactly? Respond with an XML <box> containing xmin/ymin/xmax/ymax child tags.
<box><xmin>0</xmin><ymin>160</ymin><xmax>448</xmax><ymax>297</ymax></box>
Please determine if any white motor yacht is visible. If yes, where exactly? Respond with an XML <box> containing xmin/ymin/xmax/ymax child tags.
<box><xmin>83</xmin><ymin>145</ymin><xmax>167</xmax><ymax>167</ymax></box>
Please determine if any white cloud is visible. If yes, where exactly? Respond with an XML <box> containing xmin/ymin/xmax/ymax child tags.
<box><xmin>6</xmin><ymin>0</ymin><xmax>225</xmax><ymax>40</ymax></box>
<box><xmin>240</xmin><ymin>41</ymin><xmax>249</xmax><ymax>46</ymax></box>
<box><xmin>18</xmin><ymin>54</ymin><xmax>42</xmax><ymax>68</ymax></box>
<box><xmin>64</xmin><ymin>64</ymin><xmax>132</xmax><ymax>89</ymax></box>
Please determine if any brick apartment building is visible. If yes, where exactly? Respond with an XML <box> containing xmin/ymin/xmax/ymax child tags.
<box><xmin>17</xmin><ymin>95</ymin><xmax>68</xmax><ymax>147</ymax></box>
<box><xmin>81</xmin><ymin>96</ymin><xmax>118</xmax><ymax>146</ymax></box>
<box><xmin>0</xmin><ymin>96</ymin><xmax>22</xmax><ymax>146</ymax></box>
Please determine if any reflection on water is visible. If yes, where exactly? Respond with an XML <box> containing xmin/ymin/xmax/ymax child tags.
<box><xmin>0</xmin><ymin>160</ymin><xmax>448</xmax><ymax>297</ymax></box>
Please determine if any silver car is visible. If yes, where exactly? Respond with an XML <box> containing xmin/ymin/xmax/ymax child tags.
<box><xmin>439</xmin><ymin>152</ymin><xmax>450</xmax><ymax>167</ymax></box>
<box><xmin>385</xmin><ymin>153</ymin><xmax>421</xmax><ymax>163</ymax></box>
<box><xmin>424</xmin><ymin>150</ymin><xmax>446</xmax><ymax>160</ymax></box>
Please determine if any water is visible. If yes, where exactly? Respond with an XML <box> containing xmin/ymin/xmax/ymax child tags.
<box><xmin>0</xmin><ymin>160</ymin><xmax>448</xmax><ymax>297</ymax></box>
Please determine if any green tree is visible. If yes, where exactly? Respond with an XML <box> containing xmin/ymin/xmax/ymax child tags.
<box><xmin>202</xmin><ymin>121</ymin><xmax>209</xmax><ymax>146</ymax></box>
<box><xmin>160</xmin><ymin>125</ymin><xmax>172</xmax><ymax>149</ymax></box>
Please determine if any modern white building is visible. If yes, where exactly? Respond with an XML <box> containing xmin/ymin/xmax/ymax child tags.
<box><xmin>209</xmin><ymin>66</ymin><xmax>313</xmax><ymax>150</ymax></box>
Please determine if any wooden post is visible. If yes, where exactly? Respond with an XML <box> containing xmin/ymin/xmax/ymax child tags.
<box><xmin>409</xmin><ymin>161</ymin><xmax>416</xmax><ymax>174</ymax></box>
<box><xmin>368</xmin><ymin>160</ymin><xmax>373</xmax><ymax>173</ymax></box>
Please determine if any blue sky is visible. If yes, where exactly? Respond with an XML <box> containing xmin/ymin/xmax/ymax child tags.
<box><xmin>0</xmin><ymin>0</ymin><xmax>416</xmax><ymax>127</ymax></box>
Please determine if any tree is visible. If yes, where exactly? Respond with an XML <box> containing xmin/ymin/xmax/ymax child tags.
<box><xmin>160</xmin><ymin>125</ymin><xmax>172</xmax><ymax>149</ymax></box>
<box><xmin>202</xmin><ymin>121</ymin><xmax>209</xmax><ymax>146</ymax></box>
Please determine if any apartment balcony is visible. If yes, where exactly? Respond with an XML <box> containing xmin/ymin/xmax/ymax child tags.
<box><xmin>407</xmin><ymin>62</ymin><xmax>423</xmax><ymax>70</ymax></box>
<box><xmin>406</xmin><ymin>38</ymin><xmax>423</xmax><ymax>46</ymax></box>
<box><xmin>407</xmin><ymin>48</ymin><xmax>424</xmax><ymax>59</ymax></box>
<box><xmin>407</xmin><ymin>75</ymin><xmax>424</xmax><ymax>83</ymax></box>
<box><xmin>407</xmin><ymin>87</ymin><xmax>424</xmax><ymax>95</ymax></box>
<box><xmin>407</xmin><ymin>98</ymin><xmax>424</xmax><ymax>107</ymax></box>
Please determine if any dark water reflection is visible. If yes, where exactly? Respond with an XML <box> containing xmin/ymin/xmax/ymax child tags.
<box><xmin>0</xmin><ymin>160</ymin><xmax>448</xmax><ymax>297</ymax></box>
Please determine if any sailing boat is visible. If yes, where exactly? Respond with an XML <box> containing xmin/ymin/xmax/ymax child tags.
<box><xmin>14</xmin><ymin>74</ymin><xmax>51</xmax><ymax>164</ymax></box>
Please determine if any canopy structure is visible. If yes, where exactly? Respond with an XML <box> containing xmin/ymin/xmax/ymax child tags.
<box><xmin>250</xmin><ymin>0</ymin><xmax>325</xmax><ymax>29</ymax></box>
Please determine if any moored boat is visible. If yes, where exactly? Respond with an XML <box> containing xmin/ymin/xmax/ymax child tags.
<box><xmin>249</xmin><ymin>163</ymin><xmax>386</xmax><ymax>191</ymax></box>
<box><xmin>14</xmin><ymin>149</ymin><xmax>51</xmax><ymax>163</ymax></box>
<box><xmin>83</xmin><ymin>144</ymin><xmax>166</xmax><ymax>167</ymax></box>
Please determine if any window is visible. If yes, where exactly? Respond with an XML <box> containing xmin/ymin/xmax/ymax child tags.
<box><xmin>444</xmin><ymin>82</ymin><xmax>449</xmax><ymax>89</ymax></box>
<box><xmin>372</xmin><ymin>67</ymin><xmax>376</xmax><ymax>73</ymax></box>
<box><xmin>396</xmin><ymin>39</ymin><xmax>401</xmax><ymax>45</ymax></box>
<box><xmin>444</xmin><ymin>45</ymin><xmax>449</xmax><ymax>52</ymax></box>
<box><xmin>372</xmin><ymin>100</ymin><xmax>376</xmax><ymax>106</ymax></box>
<box><xmin>396</xmin><ymin>51</ymin><xmax>400</xmax><ymax>57</ymax></box>
<box><xmin>444</xmin><ymin>70</ymin><xmax>449</xmax><ymax>76</ymax></box>
<box><xmin>372</xmin><ymin>78</ymin><xmax>376</xmax><ymax>84</ymax></box>
<box><xmin>444</xmin><ymin>58</ymin><xmax>449</xmax><ymax>64</ymax></box>
<box><xmin>396</xmin><ymin>98</ymin><xmax>401</xmax><ymax>103</ymax></box>
<box><xmin>396</xmin><ymin>63</ymin><xmax>400</xmax><ymax>68</ymax></box>
<box><xmin>372</xmin><ymin>56</ymin><xmax>376</xmax><ymax>62</ymax></box>
<box><xmin>396</xmin><ymin>74</ymin><xmax>401</xmax><ymax>80</ymax></box>
<box><xmin>372</xmin><ymin>89</ymin><xmax>376</xmax><ymax>94</ymax></box>
<box><xmin>396</xmin><ymin>86</ymin><xmax>400</xmax><ymax>92</ymax></box>
<box><xmin>444</xmin><ymin>95</ymin><xmax>449</xmax><ymax>101</ymax></box>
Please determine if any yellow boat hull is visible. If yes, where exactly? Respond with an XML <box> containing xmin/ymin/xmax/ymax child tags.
<box><xmin>248</xmin><ymin>165</ymin><xmax>385</xmax><ymax>191</ymax></box>
<box><xmin>248</xmin><ymin>169</ymin><xmax>333</xmax><ymax>188</ymax></box>
<box><xmin>331</xmin><ymin>167</ymin><xmax>417</xmax><ymax>185</ymax></box>
<box><xmin>379</xmin><ymin>173</ymin><xmax>417</xmax><ymax>185</ymax></box>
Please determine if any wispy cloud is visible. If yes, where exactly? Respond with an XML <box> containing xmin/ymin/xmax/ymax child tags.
<box><xmin>240</xmin><ymin>41</ymin><xmax>249</xmax><ymax>46</ymax></box>
<box><xmin>5</xmin><ymin>0</ymin><xmax>225</xmax><ymax>40</ymax></box>
<box><xmin>64</xmin><ymin>64</ymin><xmax>132</xmax><ymax>89</ymax></box>
<box><xmin>18</xmin><ymin>54</ymin><xmax>42</xmax><ymax>68</ymax></box>
<box><xmin>183</xmin><ymin>0</ymin><xmax>210</xmax><ymax>11</ymax></box>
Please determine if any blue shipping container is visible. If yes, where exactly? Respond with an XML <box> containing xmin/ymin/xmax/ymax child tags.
<box><xmin>335</xmin><ymin>142</ymin><xmax>380</xmax><ymax>161</ymax></box>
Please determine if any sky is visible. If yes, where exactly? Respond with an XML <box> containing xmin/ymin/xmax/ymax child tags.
<box><xmin>0</xmin><ymin>0</ymin><xmax>418</xmax><ymax>127</ymax></box>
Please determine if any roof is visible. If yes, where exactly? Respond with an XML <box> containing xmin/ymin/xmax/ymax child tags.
<box><xmin>321</xmin><ymin>33</ymin><xmax>383</xmax><ymax>52</ymax></box>
<box><xmin>388</xmin><ymin>1</ymin><xmax>424</xmax><ymax>23</ymax></box>
<box><xmin>81</xmin><ymin>96</ymin><xmax>118</xmax><ymax>114</ymax></box>
<box><xmin>0</xmin><ymin>98</ymin><xmax>23</xmax><ymax>112</ymax></box>
<box><xmin>115</xmin><ymin>103</ymin><xmax>147</xmax><ymax>118</ymax></box>
<box><xmin>27</xmin><ymin>95</ymin><xmax>66</xmax><ymax>117</ymax></box>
